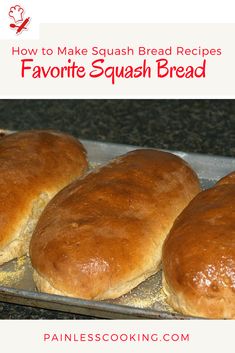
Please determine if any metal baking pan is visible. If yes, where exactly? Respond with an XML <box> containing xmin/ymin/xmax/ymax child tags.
<box><xmin>0</xmin><ymin>131</ymin><xmax>234</xmax><ymax>319</ymax></box>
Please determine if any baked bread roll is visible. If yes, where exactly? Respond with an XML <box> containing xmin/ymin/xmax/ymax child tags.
<box><xmin>162</xmin><ymin>171</ymin><xmax>235</xmax><ymax>319</ymax></box>
<box><xmin>0</xmin><ymin>130</ymin><xmax>88</xmax><ymax>266</ymax></box>
<box><xmin>30</xmin><ymin>149</ymin><xmax>200</xmax><ymax>300</ymax></box>
<box><xmin>217</xmin><ymin>171</ymin><xmax>235</xmax><ymax>185</ymax></box>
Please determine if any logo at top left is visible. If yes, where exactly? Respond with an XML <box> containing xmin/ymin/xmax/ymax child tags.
<box><xmin>9</xmin><ymin>5</ymin><xmax>31</xmax><ymax>35</ymax></box>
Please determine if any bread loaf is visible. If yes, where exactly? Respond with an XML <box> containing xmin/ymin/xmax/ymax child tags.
<box><xmin>0</xmin><ymin>130</ymin><xmax>88</xmax><ymax>265</ymax></box>
<box><xmin>162</xmin><ymin>171</ymin><xmax>235</xmax><ymax>318</ymax></box>
<box><xmin>30</xmin><ymin>149</ymin><xmax>200</xmax><ymax>300</ymax></box>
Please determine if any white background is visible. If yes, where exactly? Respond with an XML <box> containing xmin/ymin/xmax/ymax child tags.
<box><xmin>1</xmin><ymin>1</ymin><xmax>235</xmax><ymax>98</ymax></box>
<box><xmin>0</xmin><ymin>320</ymin><xmax>234</xmax><ymax>353</ymax></box>
<box><xmin>1</xmin><ymin>0</ymin><xmax>235</xmax><ymax>23</ymax></box>
<box><xmin>37</xmin><ymin>0</ymin><xmax>235</xmax><ymax>23</ymax></box>
<box><xmin>0</xmin><ymin>23</ymin><xmax>234</xmax><ymax>98</ymax></box>
<box><xmin>0</xmin><ymin>0</ymin><xmax>235</xmax><ymax>39</ymax></box>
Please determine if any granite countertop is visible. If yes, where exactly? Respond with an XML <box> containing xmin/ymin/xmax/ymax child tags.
<box><xmin>0</xmin><ymin>99</ymin><xmax>234</xmax><ymax>319</ymax></box>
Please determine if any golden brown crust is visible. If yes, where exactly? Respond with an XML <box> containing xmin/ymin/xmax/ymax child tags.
<box><xmin>30</xmin><ymin>149</ymin><xmax>201</xmax><ymax>300</ymax></box>
<box><xmin>0</xmin><ymin>130</ymin><xmax>88</xmax><ymax>265</ymax></box>
<box><xmin>216</xmin><ymin>171</ymin><xmax>235</xmax><ymax>186</ymax></box>
<box><xmin>162</xmin><ymin>172</ymin><xmax>235</xmax><ymax>318</ymax></box>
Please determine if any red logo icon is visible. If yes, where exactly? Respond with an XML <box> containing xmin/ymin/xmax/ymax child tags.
<box><xmin>9</xmin><ymin>5</ymin><xmax>30</xmax><ymax>35</ymax></box>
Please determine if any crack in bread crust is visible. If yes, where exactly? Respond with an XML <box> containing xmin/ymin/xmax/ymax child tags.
<box><xmin>0</xmin><ymin>130</ymin><xmax>88</xmax><ymax>266</ymax></box>
<box><xmin>0</xmin><ymin>192</ymin><xmax>51</xmax><ymax>265</ymax></box>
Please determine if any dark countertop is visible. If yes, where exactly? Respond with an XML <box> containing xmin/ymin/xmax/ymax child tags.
<box><xmin>0</xmin><ymin>99</ymin><xmax>234</xmax><ymax>319</ymax></box>
<box><xmin>0</xmin><ymin>100</ymin><xmax>234</xmax><ymax>156</ymax></box>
